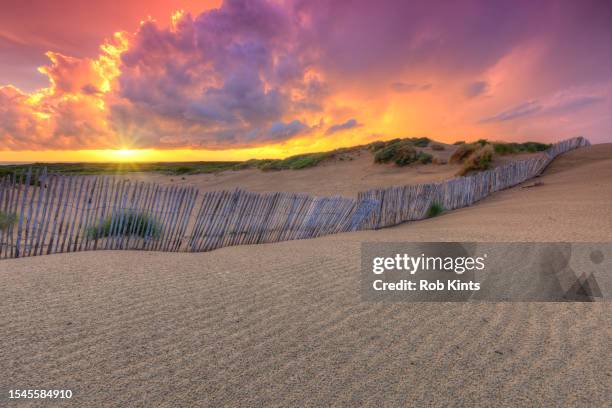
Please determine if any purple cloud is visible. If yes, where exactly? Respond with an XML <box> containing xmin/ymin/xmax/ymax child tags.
<box><xmin>480</xmin><ymin>94</ymin><xmax>606</xmax><ymax>124</ymax></box>
<box><xmin>325</xmin><ymin>118</ymin><xmax>361</xmax><ymax>135</ymax></box>
<box><xmin>112</xmin><ymin>0</ymin><xmax>320</xmax><ymax>148</ymax></box>
<box><xmin>390</xmin><ymin>82</ymin><xmax>432</xmax><ymax>93</ymax></box>
<box><xmin>479</xmin><ymin>101</ymin><xmax>541</xmax><ymax>123</ymax></box>
<box><xmin>465</xmin><ymin>81</ymin><xmax>488</xmax><ymax>98</ymax></box>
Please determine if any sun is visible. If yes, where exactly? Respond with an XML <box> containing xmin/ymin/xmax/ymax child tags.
<box><xmin>107</xmin><ymin>149</ymin><xmax>143</xmax><ymax>162</ymax></box>
<box><xmin>116</xmin><ymin>149</ymin><xmax>137</xmax><ymax>156</ymax></box>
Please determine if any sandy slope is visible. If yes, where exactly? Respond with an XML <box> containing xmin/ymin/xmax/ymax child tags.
<box><xmin>0</xmin><ymin>144</ymin><xmax>610</xmax><ymax>407</ymax></box>
<box><xmin>116</xmin><ymin>144</ymin><xmax>539</xmax><ymax>197</ymax></box>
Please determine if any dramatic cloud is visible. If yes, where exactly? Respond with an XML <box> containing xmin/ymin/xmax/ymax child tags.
<box><xmin>480</xmin><ymin>93</ymin><xmax>607</xmax><ymax>123</ymax></box>
<box><xmin>0</xmin><ymin>0</ymin><xmax>611</xmax><ymax>151</ymax></box>
<box><xmin>325</xmin><ymin>118</ymin><xmax>361</xmax><ymax>135</ymax></box>
<box><xmin>464</xmin><ymin>81</ymin><xmax>488</xmax><ymax>98</ymax></box>
<box><xmin>390</xmin><ymin>82</ymin><xmax>432</xmax><ymax>93</ymax></box>
<box><xmin>480</xmin><ymin>101</ymin><xmax>542</xmax><ymax>123</ymax></box>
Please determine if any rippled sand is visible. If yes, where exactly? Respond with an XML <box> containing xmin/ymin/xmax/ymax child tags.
<box><xmin>1</xmin><ymin>144</ymin><xmax>610</xmax><ymax>407</ymax></box>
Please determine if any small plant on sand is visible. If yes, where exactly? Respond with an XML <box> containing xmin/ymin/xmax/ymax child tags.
<box><xmin>0</xmin><ymin>211</ymin><xmax>17</xmax><ymax>231</ymax></box>
<box><xmin>408</xmin><ymin>137</ymin><xmax>431</xmax><ymax>147</ymax></box>
<box><xmin>430</xmin><ymin>144</ymin><xmax>445</xmax><ymax>151</ymax></box>
<box><xmin>457</xmin><ymin>145</ymin><xmax>494</xmax><ymax>176</ymax></box>
<box><xmin>416</xmin><ymin>151</ymin><xmax>433</xmax><ymax>164</ymax></box>
<box><xmin>87</xmin><ymin>211</ymin><xmax>161</xmax><ymax>239</ymax></box>
<box><xmin>427</xmin><ymin>202</ymin><xmax>444</xmax><ymax>218</ymax></box>
<box><xmin>449</xmin><ymin>143</ymin><xmax>478</xmax><ymax>163</ymax></box>
<box><xmin>374</xmin><ymin>140</ymin><xmax>418</xmax><ymax>166</ymax></box>
<box><xmin>493</xmin><ymin>141</ymin><xmax>551</xmax><ymax>155</ymax></box>
<box><xmin>373</xmin><ymin>139</ymin><xmax>437</xmax><ymax>167</ymax></box>
<box><xmin>367</xmin><ymin>141</ymin><xmax>387</xmax><ymax>152</ymax></box>
<box><xmin>260</xmin><ymin>152</ymin><xmax>328</xmax><ymax>171</ymax></box>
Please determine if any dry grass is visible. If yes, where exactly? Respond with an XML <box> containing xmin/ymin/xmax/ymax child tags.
<box><xmin>373</xmin><ymin>140</ymin><xmax>417</xmax><ymax>166</ymax></box>
<box><xmin>449</xmin><ymin>143</ymin><xmax>478</xmax><ymax>163</ymax></box>
<box><xmin>457</xmin><ymin>145</ymin><xmax>494</xmax><ymax>176</ymax></box>
<box><xmin>0</xmin><ymin>211</ymin><xmax>17</xmax><ymax>231</ymax></box>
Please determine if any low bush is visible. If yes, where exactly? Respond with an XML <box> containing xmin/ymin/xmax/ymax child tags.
<box><xmin>430</xmin><ymin>144</ymin><xmax>445</xmax><ymax>151</ymax></box>
<box><xmin>416</xmin><ymin>151</ymin><xmax>433</xmax><ymax>164</ymax></box>
<box><xmin>172</xmin><ymin>166</ymin><xmax>195</xmax><ymax>175</ymax></box>
<box><xmin>493</xmin><ymin>141</ymin><xmax>551</xmax><ymax>154</ymax></box>
<box><xmin>367</xmin><ymin>141</ymin><xmax>387</xmax><ymax>152</ymax></box>
<box><xmin>374</xmin><ymin>140</ymin><xmax>418</xmax><ymax>166</ymax></box>
<box><xmin>457</xmin><ymin>145</ymin><xmax>494</xmax><ymax>176</ymax></box>
<box><xmin>87</xmin><ymin>211</ymin><xmax>161</xmax><ymax>239</ymax></box>
<box><xmin>449</xmin><ymin>143</ymin><xmax>478</xmax><ymax>163</ymax></box>
<box><xmin>244</xmin><ymin>153</ymin><xmax>328</xmax><ymax>171</ymax></box>
<box><xmin>409</xmin><ymin>137</ymin><xmax>431</xmax><ymax>147</ymax></box>
<box><xmin>0</xmin><ymin>211</ymin><xmax>17</xmax><ymax>231</ymax></box>
<box><xmin>453</xmin><ymin>141</ymin><xmax>465</xmax><ymax>145</ymax></box>
<box><xmin>427</xmin><ymin>202</ymin><xmax>444</xmax><ymax>218</ymax></box>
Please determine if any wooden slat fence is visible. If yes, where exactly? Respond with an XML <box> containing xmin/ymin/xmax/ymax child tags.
<box><xmin>0</xmin><ymin>136</ymin><xmax>589</xmax><ymax>258</ymax></box>
<box><xmin>358</xmin><ymin>136</ymin><xmax>590</xmax><ymax>228</ymax></box>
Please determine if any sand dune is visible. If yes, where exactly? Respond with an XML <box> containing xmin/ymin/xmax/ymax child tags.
<box><xmin>116</xmin><ymin>143</ymin><xmax>541</xmax><ymax>198</ymax></box>
<box><xmin>0</xmin><ymin>144</ymin><xmax>610</xmax><ymax>407</ymax></box>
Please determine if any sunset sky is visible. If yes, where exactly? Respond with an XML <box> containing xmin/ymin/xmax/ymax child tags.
<box><xmin>1</xmin><ymin>0</ymin><xmax>610</xmax><ymax>162</ymax></box>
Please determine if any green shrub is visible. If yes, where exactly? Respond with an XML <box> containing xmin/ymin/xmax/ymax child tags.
<box><xmin>374</xmin><ymin>140</ymin><xmax>417</xmax><ymax>166</ymax></box>
<box><xmin>172</xmin><ymin>166</ymin><xmax>195</xmax><ymax>175</ymax></box>
<box><xmin>449</xmin><ymin>143</ymin><xmax>478</xmax><ymax>163</ymax></box>
<box><xmin>476</xmin><ymin>138</ymin><xmax>489</xmax><ymax>146</ymax></box>
<box><xmin>367</xmin><ymin>141</ymin><xmax>386</xmax><ymax>152</ymax></box>
<box><xmin>453</xmin><ymin>141</ymin><xmax>465</xmax><ymax>145</ymax></box>
<box><xmin>427</xmin><ymin>202</ymin><xmax>444</xmax><ymax>218</ymax></box>
<box><xmin>416</xmin><ymin>151</ymin><xmax>433</xmax><ymax>164</ymax></box>
<box><xmin>521</xmin><ymin>142</ymin><xmax>551</xmax><ymax>152</ymax></box>
<box><xmin>0</xmin><ymin>211</ymin><xmax>17</xmax><ymax>231</ymax></box>
<box><xmin>457</xmin><ymin>145</ymin><xmax>494</xmax><ymax>176</ymax></box>
<box><xmin>493</xmin><ymin>141</ymin><xmax>551</xmax><ymax>155</ymax></box>
<box><xmin>286</xmin><ymin>153</ymin><xmax>327</xmax><ymax>169</ymax></box>
<box><xmin>430</xmin><ymin>144</ymin><xmax>445</xmax><ymax>151</ymax></box>
<box><xmin>409</xmin><ymin>137</ymin><xmax>431</xmax><ymax>147</ymax></box>
<box><xmin>87</xmin><ymin>211</ymin><xmax>160</xmax><ymax>239</ymax></box>
<box><xmin>493</xmin><ymin>143</ymin><xmax>520</xmax><ymax>155</ymax></box>
<box><xmin>259</xmin><ymin>153</ymin><xmax>328</xmax><ymax>171</ymax></box>
<box><xmin>373</xmin><ymin>139</ymin><xmax>437</xmax><ymax>167</ymax></box>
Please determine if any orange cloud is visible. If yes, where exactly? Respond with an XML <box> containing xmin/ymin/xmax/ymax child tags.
<box><xmin>1</xmin><ymin>0</ymin><xmax>610</xmax><ymax>159</ymax></box>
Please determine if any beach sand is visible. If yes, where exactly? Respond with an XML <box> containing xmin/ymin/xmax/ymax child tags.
<box><xmin>114</xmin><ymin>143</ymin><xmax>539</xmax><ymax>197</ymax></box>
<box><xmin>1</xmin><ymin>144</ymin><xmax>610</xmax><ymax>407</ymax></box>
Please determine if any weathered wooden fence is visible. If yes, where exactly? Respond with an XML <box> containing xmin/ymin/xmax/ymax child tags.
<box><xmin>358</xmin><ymin>136</ymin><xmax>590</xmax><ymax>228</ymax></box>
<box><xmin>0</xmin><ymin>136</ymin><xmax>589</xmax><ymax>259</ymax></box>
<box><xmin>0</xmin><ymin>173</ymin><xmax>377</xmax><ymax>258</ymax></box>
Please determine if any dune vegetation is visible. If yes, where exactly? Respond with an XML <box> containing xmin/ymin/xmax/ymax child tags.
<box><xmin>457</xmin><ymin>144</ymin><xmax>494</xmax><ymax>176</ymax></box>
<box><xmin>86</xmin><ymin>211</ymin><xmax>161</xmax><ymax>239</ymax></box>
<box><xmin>427</xmin><ymin>202</ymin><xmax>444</xmax><ymax>218</ymax></box>
<box><xmin>0</xmin><ymin>138</ymin><xmax>552</xmax><ymax>177</ymax></box>
<box><xmin>0</xmin><ymin>211</ymin><xmax>17</xmax><ymax>231</ymax></box>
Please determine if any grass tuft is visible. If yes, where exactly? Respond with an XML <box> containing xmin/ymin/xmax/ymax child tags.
<box><xmin>449</xmin><ymin>143</ymin><xmax>478</xmax><ymax>163</ymax></box>
<box><xmin>427</xmin><ymin>202</ymin><xmax>444</xmax><ymax>218</ymax></box>
<box><xmin>247</xmin><ymin>152</ymin><xmax>329</xmax><ymax>171</ymax></box>
<box><xmin>374</xmin><ymin>140</ymin><xmax>417</xmax><ymax>166</ymax></box>
<box><xmin>87</xmin><ymin>211</ymin><xmax>161</xmax><ymax>239</ymax></box>
<box><xmin>493</xmin><ymin>141</ymin><xmax>551</xmax><ymax>155</ymax></box>
<box><xmin>416</xmin><ymin>151</ymin><xmax>433</xmax><ymax>164</ymax></box>
<box><xmin>408</xmin><ymin>137</ymin><xmax>431</xmax><ymax>147</ymax></box>
<box><xmin>0</xmin><ymin>211</ymin><xmax>17</xmax><ymax>231</ymax></box>
<box><xmin>457</xmin><ymin>145</ymin><xmax>494</xmax><ymax>176</ymax></box>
